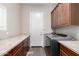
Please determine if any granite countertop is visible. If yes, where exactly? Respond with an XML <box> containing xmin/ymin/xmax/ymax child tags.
<box><xmin>59</xmin><ymin>41</ymin><xmax>79</xmax><ymax>54</ymax></box>
<box><xmin>0</xmin><ymin>34</ymin><xmax>29</xmax><ymax>56</ymax></box>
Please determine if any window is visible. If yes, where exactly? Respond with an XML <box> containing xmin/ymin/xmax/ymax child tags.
<box><xmin>0</xmin><ymin>8</ymin><xmax>7</xmax><ymax>31</ymax></box>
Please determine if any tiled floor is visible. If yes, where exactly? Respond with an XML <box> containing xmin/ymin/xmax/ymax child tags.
<box><xmin>27</xmin><ymin>47</ymin><xmax>46</xmax><ymax>56</ymax></box>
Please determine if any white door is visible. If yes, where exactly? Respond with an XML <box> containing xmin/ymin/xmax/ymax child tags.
<box><xmin>30</xmin><ymin>12</ymin><xmax>44</xmax><ymax>47</ymax></box>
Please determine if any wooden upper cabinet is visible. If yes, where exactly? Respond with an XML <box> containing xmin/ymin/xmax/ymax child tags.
<box><xmin>51</xmin><ymin>3</ymin><xmax>79</xmax><ymax>28</ymax></box>
<box><xmin>58</xmin><ymin>4</ymin><xmax>70</xmax><ymax>26</ymax></box>
<box><xmin>51</xmin><ymin>7</ymin><xmax>58</xmax><ymax>28</ymax></box>
<box><xmin>71</xmin><ymin>3</ymin><xmax>79</xmax><ymax>25</ymax></box>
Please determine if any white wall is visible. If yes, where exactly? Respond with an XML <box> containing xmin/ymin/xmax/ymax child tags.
<box><xmin>21</xmin><ymin>4</ymin><xmax>57</xmax><ymax>34</ymax></box>
<box><xmin>20</xmin><ymin>5</ymin><xmax>30</xmax><ymax>34</ymax></box>
<box><xmin>0</xmin><ymin>3</ymin><xmax>21</xmax><ymax>39</ymax></box>
<box><xmin>55</xmin><ymin>25</ymin><xmax>79</xmax><ymax>40</ymax></box>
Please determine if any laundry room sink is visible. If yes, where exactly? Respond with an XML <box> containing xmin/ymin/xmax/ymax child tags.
<box><xmin>46</xmin><ymin>33</ymin><xmax>75</xmax><ymax>41</ymax></box>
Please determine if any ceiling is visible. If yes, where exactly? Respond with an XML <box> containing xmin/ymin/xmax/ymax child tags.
<box><xmin>21</xmin><ymin>3</ymin><xmax>57</xmax><ymax>6</ymax></box>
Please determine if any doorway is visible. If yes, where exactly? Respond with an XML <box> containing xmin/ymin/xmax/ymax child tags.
<box><xmin>30</xmin><ymin>12</ymin><xmax>44</xmax><ymax>47</ymax></box>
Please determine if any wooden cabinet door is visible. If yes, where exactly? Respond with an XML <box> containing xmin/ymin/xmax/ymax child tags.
<box><xmin>51</xmin><ymin>11</ymin><xmax>55</xmax><ymax>28</ymax></box>
<box><xmin>51</xmin><ymin>10</ymin><xmax>56</xmax><ymax>28</ymax></box>
<box><xmin>51</xmin><ymin>3</ymin><xmax>70</xmax><ymax>28</ymax></box>
<box><xmin>62</xmin><ymin>4</ymin><xmax>70</xmax><ymax>25</ymax></box>
<box><xmin>51</xmin><ymin>7</ymin><xmax>58</xmax><ymax>28</ymax></box>
<box><xmin>14</xmin><ymin>46</ymin><xmax>24</xmax><ymax>56</ymax></box>
<box><xmin>71</xmin><ymin>3</ymin><xmax>79</xmax><ymax>25</ymax></box>
<box><xmin>57</xmin><ymin>4</ymin><xmax>70</xmax><ymax>27</ymax></box>
<box><xmin>57</xmin><ymin>4</ymin><xmax>63</xmax><ymax>26</ymax></box>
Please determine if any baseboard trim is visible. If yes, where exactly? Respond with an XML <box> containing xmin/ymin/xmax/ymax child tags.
<box><xmin>31</xmin><ymin>46</ymin><xmax>42</xmax><ymax>48</ymax></box>
<box><xmin>44</xmin><ymin>46</ymin><xmax>50</xmax><ymax>48</ymax></box>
